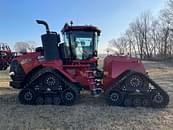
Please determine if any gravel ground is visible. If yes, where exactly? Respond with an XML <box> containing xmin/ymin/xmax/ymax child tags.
<box><xmin>0</xmin><ymin>61</ymin><xmax>173</xmax><ymax>130</ymax></box>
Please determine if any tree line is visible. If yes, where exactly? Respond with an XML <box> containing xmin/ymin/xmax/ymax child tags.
<box><xmin>109</xmin><ymin>0</ymin><xmax>173</xmax><ymax>60</ymax></box>
<box><xmin>0</xmin><ymin>41</ymin><xmax>36</xmax><ymax>53</ymax></box>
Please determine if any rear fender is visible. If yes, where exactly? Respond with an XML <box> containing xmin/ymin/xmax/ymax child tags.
<box><xmin>103</xmin><ymin>55</ymin><xmax>146</xmax><ymax>90</ymax></box>
<box><xmin>103</xmin><ymin>70</ymin><xmax>130</xmax><ymax>90</ymax></box>
<box><xmin>104</xmin><ymin>70</ymin><xmax>147</xmax><ymax>90</ymax></box>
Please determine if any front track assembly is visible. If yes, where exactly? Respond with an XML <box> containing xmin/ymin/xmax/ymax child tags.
<box><xmin>18</xmin><ymin>68</ymin><xmax>80</xmax><ymax>105</ymax></box>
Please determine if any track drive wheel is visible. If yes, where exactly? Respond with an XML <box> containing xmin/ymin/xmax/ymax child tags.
<box><xmin>18</xmin><ymin>88</ymin><xmax>36</xmax><ymax>105</ymax></box>
<box><xmin>43</xmin><ymin>73</ymin><xmax>58</xmax><ymax>89</ymax></box>
<box><xmin>151</xmin><ymin>90</ymin><xmax>169</xmax><ymax>108</ymax></box>
<box><xmin>61</xmin><ymin>87</ymin><xmax>79</xmax><ymax>106</ymax></box>
<box><xmin>125</xmin><ymin>74</ymin><xmax>143</xmax><ymax>88</ymax></box>
<box><xmin>133</xmin><ymin>97</ymin><xmax>142</xmax><ymax>107</ymax></box>
<box><xmin>105</xmin><ymin>89</ymin><xmax>123</xmax><ymax>106</ymax></box>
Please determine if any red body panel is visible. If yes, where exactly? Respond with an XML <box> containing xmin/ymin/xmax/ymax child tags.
<box><xmin>103</xmin><ymin>55</ymin><xmax>145</xmax><ymax>90</ymax></box>
<box><xmin>15</xmin><ymin>52</ymin><xmax>41</xmax><ymax>74</ymax></box>
<box><xmin>15</xmin><ymin>52</ymin><xmax>77</xmax><ymax>82</ymax></box>
<box><xmin>15</xmin><ymin>52</ymin><xmax>98</xmax><ymax>90</ymax></box>
<box><xmin>15</xmin><ymin>52</ymin><xmax>146</xmax><ymax>91</ymax></box>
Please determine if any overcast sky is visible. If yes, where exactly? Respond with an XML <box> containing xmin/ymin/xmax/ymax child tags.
<box><xmin>0</xmin><ymin>0</ymin><xmax>167</xmax><ymax>53</ymax></box>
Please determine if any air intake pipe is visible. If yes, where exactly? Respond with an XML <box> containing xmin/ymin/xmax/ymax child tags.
<box><xmin>36</xmin><ymin>20</ymin><xmax>60</xmax><ymax>61</ymax></box>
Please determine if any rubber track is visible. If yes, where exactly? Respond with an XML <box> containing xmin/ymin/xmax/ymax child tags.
<box><xmin>22</xmin><ymin>67</ymin><xmax>80</xmax><ymax>105</ymax></box>
<box><xmin>106</xmin><ymin>70</ymin><xmax>169</xmax><ymax>108</ymax></box>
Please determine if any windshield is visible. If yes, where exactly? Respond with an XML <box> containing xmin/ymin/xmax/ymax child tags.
<box><xmin>64</xmin><ymin>31</ymin><xmax>98</xmax><ymax>60</ymax></box>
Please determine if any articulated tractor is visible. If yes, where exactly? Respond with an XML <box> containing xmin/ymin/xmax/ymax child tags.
<box><xmin>9</xmin><ymin>20</ymin><xmax>169</xmax><ymax>108</ymax></box>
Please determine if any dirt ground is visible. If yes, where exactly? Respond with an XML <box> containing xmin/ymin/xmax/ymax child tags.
<box><xmin>0</xmin><ymin>61</ymin><xmax>173</xmax><ymax>130</ymax></box>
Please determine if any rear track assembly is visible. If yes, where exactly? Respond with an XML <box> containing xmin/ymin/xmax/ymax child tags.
<box><xmin>105</xmin><ymin>71</ymin><xmax>169</xmax><ymax>108</ymax></box>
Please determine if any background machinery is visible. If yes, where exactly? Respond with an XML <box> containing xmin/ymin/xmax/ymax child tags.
<box><xmin>9</xmin><ymin>20</ymin><xmax>169</xmax><ymax>108</ymax></box>
<box><xmin>0</xmin><ymin>43</ymin><xmax>15</xmax><ymax>70</ymax></box>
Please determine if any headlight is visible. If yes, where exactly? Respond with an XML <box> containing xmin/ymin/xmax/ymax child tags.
<box><xmin>9</xmin><ymin>72</ymin><xmax>15</xmax><ymax>76</ymax></box>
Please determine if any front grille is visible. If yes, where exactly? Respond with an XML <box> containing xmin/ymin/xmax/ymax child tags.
<box><xmin>10</xmin><ymin>60</ymin><xmax>25</xmax><ymax>81</ymax></box>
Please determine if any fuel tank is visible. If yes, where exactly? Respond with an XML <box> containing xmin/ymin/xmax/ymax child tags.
<box><xmin>103</xmin><ymin>55</ymin><xmax>146</xmax><ymax>89</ymax></box>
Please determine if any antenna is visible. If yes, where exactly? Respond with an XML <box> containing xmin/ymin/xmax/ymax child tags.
<box><xmin>70</xmin><ymin>21</ymin><xmax>73</xmax><ymax>26</ymax></box>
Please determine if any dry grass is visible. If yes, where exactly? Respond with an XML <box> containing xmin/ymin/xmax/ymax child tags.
<box><xmin>0</xmin><ymin>61</ymin><xmax>173</xmax><ymax>130</ymax></box>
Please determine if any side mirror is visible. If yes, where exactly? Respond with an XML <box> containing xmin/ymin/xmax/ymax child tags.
<box><xmin>94</xmin><ymin>50</ymin><xmax>97</xmax><ymax>57</ymax></box>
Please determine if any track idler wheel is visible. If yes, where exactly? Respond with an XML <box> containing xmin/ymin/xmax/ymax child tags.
<box><xmin>18</xmin><ymin>88</ymin><xmax>36</xmax><ymax>105</ymax></box>
<box><xmin>35</xmin><ymin>95</ymin><xmax>61</xmax><ymax>105</ymax></box>
<box><xmin>151</xmin><ymin>90</ymin><xmax>169</xmax><ymax>108</ymax></box>
<box><xmin>44</xmin><ymin>96</ymin><xmax>52</xmax><ymax>105</ymax></box>
<box><xmin>61</xmin><ymin>88</ymin><xmax>78</xmax><ymax>106</ymax></box>
<box><xmin>53</xmin><ymin>96</ymin><xmax>61</xmax><ymax>105</ymax></box>
<box><xmin>106</xmin><ymin>89</ymin><xmax>123</xmax><ymax>106</ymax></box>
<box><xmin>123</xmin><ymin>97</ymin><xmax>132</xmax><ymax>107</ymax></box>
<box><xmin>142</xmin><ymin>98</ymin><xmax>150</xmax><ymax>107</ymax></box>
<box><xmin>35</xmin><ymin>96</ymin><xmax>44</xmax><ymax>105</ymax></box>
<box><xmin>133</xmin><ymin>98</ymin><xmax>142</xmax><ymax>107</ymax></box>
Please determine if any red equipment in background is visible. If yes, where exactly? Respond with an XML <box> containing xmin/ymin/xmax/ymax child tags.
<box><xmin>9</xmin><ymin>20</ymin><xmax>169</xmax><ymax>108</ymax></box>
<box><xmin>0</xmin><ymin>43</ymin><xmax>15</xmax><ymax>70</ymax></box>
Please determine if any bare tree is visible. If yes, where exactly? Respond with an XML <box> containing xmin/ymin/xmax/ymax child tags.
<box><xmin>0</xmin><ymin>43</ymin><xmax>11</xmax><ymax>51</ymax></box>
<box><xmin>109</xmin><ymin>36</ymin><xmax>128</xmax><ymax>55</ymax></box>
<box><xmin>109</xmin><ymin>0</ymin><xmax>173</xmax><ymax>60</ymax></box>
<box><xmin>159</xmin><ymin>0</ymin><xmax>173</xmax><ymax>57</ymax></box>
<box><xmin>14</xmin><ymin>41</ymin><xmax>36</xmax><ymax>53</ymax></box>
<box><xmin>125</xmin><ymin>29</ymin><xmax>137</xmax><ymax>57</ymax></box>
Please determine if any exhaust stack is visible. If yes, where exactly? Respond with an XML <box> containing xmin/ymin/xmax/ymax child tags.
<box><xmin>36</xmin><ymin>20</ymin><xmax>60</xmax><ymax>61</ymax></box>
<box><xmin>36</xmin><ymin>20</ymin><xmax>50</xmax><ymax>33</ymax></box>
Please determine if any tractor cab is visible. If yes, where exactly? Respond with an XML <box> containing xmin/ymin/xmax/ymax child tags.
<box><xmin>36</xmin><ymin>20</ymin><xmax>100</xmax><ymax>64</ymax></box>
<box><xmin>60</xmin><ymin>23</ymin><xmax>101</xmax><ymax>62</ymax></box>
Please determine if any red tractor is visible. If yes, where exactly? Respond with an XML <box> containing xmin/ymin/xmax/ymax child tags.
<box><xmin>0</xmin><ymin>44</ymin><xmax>15</xmax><ymax>70</ymax></box>
<box><xmin>9</xmin><ymin>20</ymin><xmax>169</xmax><ymax>108</ymax></box>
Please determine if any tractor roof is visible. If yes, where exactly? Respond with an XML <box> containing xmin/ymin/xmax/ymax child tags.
<box><xmin>61</xmin><ymin>23</ymin><xmax>101</xmax><ymax>34</ymax></box>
